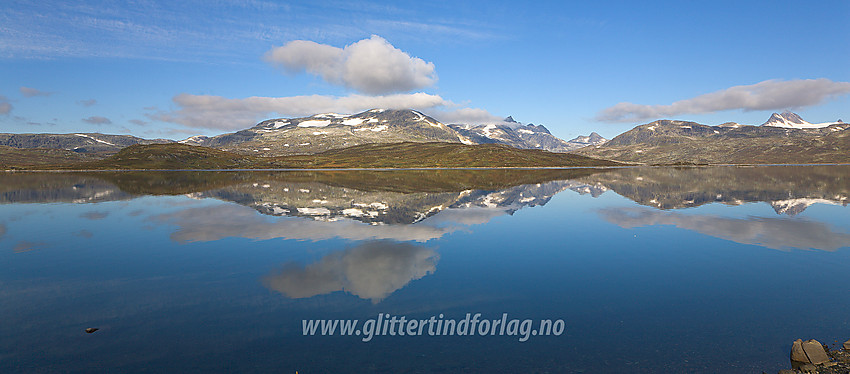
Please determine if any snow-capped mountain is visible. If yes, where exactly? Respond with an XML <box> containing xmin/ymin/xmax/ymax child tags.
<box><xmin>179</xmin><ymin>110</ymin><xmax>593</xmax><ymax>155</ymax></box>
<box><xmin>761</xmin><ymin>111</ymin><xmax>843</xmax><ymax>129</ymax></box>
<box><xmin>575</xmin><ymin>111</ymin><xmax>850</xmax><ymax>164</ymax></box>
<box><xmin>180</xmin><ymin>109</ymin><xmax>474</xmax><ymax>156</ymax></box>
<box><xmin>566</xmin><ymin>132</ymin><xmax>607</xmax><ymax>148</ymax></box>
<box><xmin>448</xmin><ymin>116</ymin><xmax>605</xmax><ymax>152</ymax></box>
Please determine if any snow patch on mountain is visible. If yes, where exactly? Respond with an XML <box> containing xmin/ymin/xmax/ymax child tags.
<box><xmin>761</xmin><ymin>111</ymin><xmax>841</xmax><ymax>129</ymax></box>
<box><xmin>769</xmin><ymin>198</ymin><xmax>845</xmax><ymax>216</ymax></box>
<box><xmin>74</xmin><ymin>134</ymin><xmax>116</xmax><ymax>146</ymax></box>
<box><xmin>298</xmin><ymin>120</ymin><xmax>332</xmax><ymax>127</ymax></box>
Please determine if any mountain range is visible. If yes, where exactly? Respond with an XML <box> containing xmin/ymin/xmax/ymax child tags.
<box><xmin>1</xmin><ymin>109</ymin><xmax>848</xmax><ymax>167</ymax></box>
<box><xmin>0</xmin><ymin>109</ymin><xmax>605</xmax><ymax>161</ymax></box>
<box><xmin>179</xmin><ymin>109</ymin><xmax>606</xmax><ymax>155</ymax></box>
<box><xmin>574</xmin><ymin>112</ymin><xmax>849</xmax><ymax>164</ymax></box>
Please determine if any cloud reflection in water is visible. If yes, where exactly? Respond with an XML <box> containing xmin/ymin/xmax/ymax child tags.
<box><xmin>599</xmin><ymin>207</ymin><xmax>850</xmax><ymax>251</ymax></box>
<box><xmin>262</xmin><ymin>241</ymin><xmax>439</xmax><ymax>302</ymax></box>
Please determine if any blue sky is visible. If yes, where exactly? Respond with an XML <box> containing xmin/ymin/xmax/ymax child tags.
<box><xmin>1</xmin><ymin>0</ymin><xmax>848</xmax><ymax>140</ymax></box>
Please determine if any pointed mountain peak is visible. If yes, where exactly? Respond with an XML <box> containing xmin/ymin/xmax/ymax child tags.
<box><xmin>779</xmin><ymin>111</ymin><xmax>806</xmax><ymax>124</ymax></box>
<box><xmin>504</xmin><ymin>116</ymin><xmax>517</xmax><ymax>123</ymax></box>
<box><xmin>567</xmin><ymin>132</ymin><xmax>608</xmax><ymax>146</ymax></box>
<box><xmin>526</xmin><ymin>123</ymin><xmax>550</xmax><ymax>134</ymax></box>
<box><xmin>762</xmin><ymin>111</ymin><xmax>812</xmax><ymax>128</ymax></box>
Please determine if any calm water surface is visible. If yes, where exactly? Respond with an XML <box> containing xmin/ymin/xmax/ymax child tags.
<box><xmin>1</xmin><ymin>166</ymin><xmax>849</xmax><ymax>373</ymax></box>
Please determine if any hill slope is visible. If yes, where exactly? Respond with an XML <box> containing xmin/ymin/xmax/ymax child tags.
<box><xmin>180</xmin><ymin>109</ymin><xmax>603</xmax><ymax>155</ymax></box>
<box><xmin>35</xmin><ymin>142</ymin><xmax>620</xmax><ymax>170</ymax></box>
<box><xmin>0</xmin><ymin>145</ymin><xmax>95</xmax><ymax>169</ymax></box>
<box><xmin>73</xmin><ymin>143</ymin><xmax>272</xmax><ymax>169</ymax></box>
<box><xmin>181</xmin><ymin>109</ymin><xmax>474</xmax><ymax>156</ymax></box>
<box><xmin>0</xmin><ymin>133</ymin><xmax>173</xmax><ymax>156</ymax></box>
<box><xmin>274</xmin><ymin>142</ymin><xmax>622</xmax><ymax>168</ymax></box>
<box><xmin>574</xmin><ymin>113</ymin><xmax>850</xmax><ymax>164</ymax></box>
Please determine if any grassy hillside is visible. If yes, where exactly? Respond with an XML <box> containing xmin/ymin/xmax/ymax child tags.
<box><xmin>574</xmin><ymin>131</ymin><xmax>850</xmax><ymax>165</ymax></box>
<box><xmin>0</xmin><ymin>145</ymin><xmax>95</xmax><ymax>169</ymax></box>
<box><xmin>14</xmin><ymin>142</ymin><xmax>621</xmax><ymax>170</ymax></box>
<box><xmin>574</xmin><ymin>120</ymin><xmax>850</xmax><ymax>165</ymax></box>
<box><xmin>274</xmin><ymin>142</ymin><xmax>622</xmax><ymax>168</ymax></box>
<box><xmin>65</xmin><ymin>143</ymin><xmax>275</xmax><ymax>170</ymax></box>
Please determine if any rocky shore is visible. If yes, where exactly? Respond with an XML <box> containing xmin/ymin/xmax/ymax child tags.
<box><xmin>771</xmin><ymin>339</ymin><xmax>850</xmax><ymax>374</ymax></box>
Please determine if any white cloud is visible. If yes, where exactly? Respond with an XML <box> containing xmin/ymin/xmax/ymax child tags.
<box><xmin>150</xmin><ymin>92</ymin><xmax>456</xmax><ymax>130</ymax></box>
<box><xmin>426</xmin><ymin>107</ymin><xmax>506</xmax><ymax>125</ymax></box>
<box><xmin>19</xmin><ymin>86</ymin><xmax>52</xmax><ymax>97</ymax></box>
<box><xmin>264</xmin><ymin>35</ymin><xmax>437</xmax><ymax>95</ymax></box>
<box><xmin>82</xmin><ymin>116</ymin><xmax>112</xmax><ymax>125</ymax></box>
<box><xmin>262</xmin><ymin>241</ymin><xmax>439</xmax><ymax>302</ymax></box>
<box><xmin>0</xmin><ymin>95</ymin><xmax>11</xmax><ymax>115</ymax></box>
<box><xmin>596</xmin><ymin>79</ymin><xmax>850</xmax><ymax>123</ymax></box>
<box><xmin>77</xmin><ymin>99</ymin><xmax>97</xmax><ymax>107</ymax></box>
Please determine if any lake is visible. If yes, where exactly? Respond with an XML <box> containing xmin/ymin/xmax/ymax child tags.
<box><xmin>2</xmin><ymin>166</ymin><xmax>849</xmax><ymax>373</ymax></box>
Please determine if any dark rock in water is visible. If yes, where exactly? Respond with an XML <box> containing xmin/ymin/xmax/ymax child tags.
<box><xmin>85</xmin><ymin>327</ymin><xmax>98</xmax><ymax>334</ymax></box>
<box><xmin>844</xmin><ymin>339</ymin><xmax>850</xmax><ymax>351</ymax></box>
<box><xmin>802</xmin><ymin>339</ymin><xmax>831</xmax><ymax>365</ymax></box>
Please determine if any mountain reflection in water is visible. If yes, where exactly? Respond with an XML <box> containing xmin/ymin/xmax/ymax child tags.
<box><xmin>575</xmin><ymin>165</ymin><xmax>850</xmax><ymax>215</ymax></box>
<box><xmin>2</xmin><ymin>166</ymin><xmax>850</xmax><ymax>373</ymax></box>
<box><xmin>1</xmin><ymin>166</ymin><xmax>849</xmax><ymax>249</ymax></box>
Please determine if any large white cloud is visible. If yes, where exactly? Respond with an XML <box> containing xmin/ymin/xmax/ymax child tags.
<box><xmin>149</xmin><ymin>35</ymin><xmax>504</xmax><ymax>130</ymax></box>
<box><xmin>262</xmin><ymin>241</ymin><xmax>439</xmax><ymax>302</ymax></box>
<box><xmin>150</xmin><ymin>92</ymin><xmax>456</xmax><ymax>130</ymax></box>
<box><xmin>596</xmin><ymin>79</ymin><xmax>850</xmax><ymax>123</ymax></box>
<box><xmin>264</xmin><ymin>35</ymin><xmax>437</xmax><ymax>95</ymax></box>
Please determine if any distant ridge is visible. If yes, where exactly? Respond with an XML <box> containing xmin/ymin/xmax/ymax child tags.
<box><xmin>573</xmin><ymin>112</ymin><xmax>850</xmax><ymax>164</ymax></box>
<box><xmin>23</xmin><ymin>142</ymin><xmax>621</xmax><ymax>170</ymax></box>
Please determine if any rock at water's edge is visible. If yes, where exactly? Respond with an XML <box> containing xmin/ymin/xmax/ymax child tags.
<box><xmin>791</xmin><ymin>339</ymin><xmax>808</xmax><ymax>363</ymax></box>
<box><xmin>801</xmin><ymin>339</ymin><xmax>830</xmax><ymax>365</ymax></box>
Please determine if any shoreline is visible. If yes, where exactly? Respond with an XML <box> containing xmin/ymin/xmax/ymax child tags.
<box><xmin>4</xmin><ymin>163</ymin><xmax>850</xmax><ymax>173</ymax></box>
